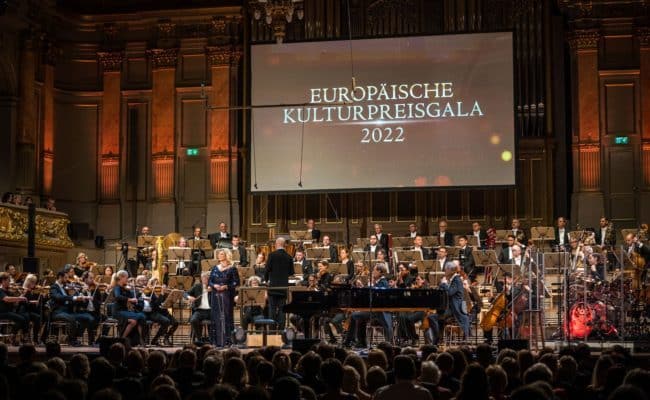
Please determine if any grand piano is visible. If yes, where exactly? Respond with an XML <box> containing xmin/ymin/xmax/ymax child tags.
<box><xmin>283</xmin><ymin>287</ymin><xmax>448</xmax><ymax>339</ymax></box>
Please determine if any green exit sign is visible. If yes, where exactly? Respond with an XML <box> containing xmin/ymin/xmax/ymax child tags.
<box><xmin>614</xmin><ymin>136</ymin><xmax>629</xmax><ymax>145</ymax></box>
<box><xmin>186</xmin><ymin>148</ymin><xmax>199</xmax><ymax>156</ymax></box>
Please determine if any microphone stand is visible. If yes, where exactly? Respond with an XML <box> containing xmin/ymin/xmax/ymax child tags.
<box><xmin>366</xmin><ymin>249</ymin><xmax>373</xmax><ymax>351</ymax></box>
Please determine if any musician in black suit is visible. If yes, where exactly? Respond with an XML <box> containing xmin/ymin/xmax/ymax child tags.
<box><xmin>189</xmin><ymin>227</ymin><xmax>206</xmax><ymax>276</ymax></box>
<box><xmin>470</xmin><ymin>222</ymin><xmax>488</xmax><ymax>250</ymax></box>
<box><xmin>594</xmin><ymin>217</ymin><xmax>616</xmax><ymax>247</ymax></box>
<box><xmin>499</xmin><ymin>235</ymin><xmax>517</xmax><ymax>264</ymax></box>
<box><xmin>510</xmin><ymin>218</ymin><xmax>528</xmax><ymax>246</ymax></box>
<box><xmin>406</xmin><ymin>223</ymin><xmax>423</xmax><ymax>238</ymax></box>
<box><xmin>363</xmin><ymin>235</ymin><xmax>384</xmax><ymax>257</ymax></box>
<box><xmin>322</xmin><ymin>235</ymin><xmax>339</xmax><ymax>263</ymax></box>
<box><xmin>374</xmin><ymin>224</ymin><xmax>390</xmax><ymax>250</ymax></box>
<box><xmin>208</xmin><ymin>222</ymin><xmax>231</xmax><ymax>249</ymax></box>
<box><xmin>294</xmin><ymin>249</ymin><xmax>314</xmax><ymax>277</ymax></box>
<box><xmin>457</xmin><ymin>236</ymin><xmax>476</xmax><ymax>278</ymax></box>
<box><xmin>436</xmin><ymin>220</ymin><xmax>454</xmax><ymax>247</ymax></box>
<box><xmin>552</xmin><ymin>217</ymin><xmax>570</xmax><ymax>250</ymax></box>
<box><xmin>49</xmin><ymin>271</ymin><xmax>96</xmax><ymax>346</ymax></box>
<box><xmin>231</xmin><ymin>235</ymin><xmax>248</xmax><ymax>267</ymax></box>
<box><xmin>306</xmin><ymin>219</ymin><xmax>321</xmax><ymax>241</ymax></box>
<box><xmin>625</xmin><ymin>232</ymin><xmax>650</xmax><ymax>264</ymax></box>
<box><xmin>264</xmin><ymin>238</ymin><xmax>294</xmax><ymax>329</ymax></box>
<box><xmin>185</xmin><ymin>272</ymin><xmax>212</xmax><ymax>342</ymax></box>
<box><xmin>413</xmin><ymin>236</ymin><xmax>433</xmax><ymax>260</ymax></box>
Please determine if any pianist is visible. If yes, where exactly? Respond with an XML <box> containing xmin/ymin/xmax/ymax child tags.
<box><xmin>343</xmin><ymin>264</ymin><xmax>393</xmax><ymax>348</ymax></box>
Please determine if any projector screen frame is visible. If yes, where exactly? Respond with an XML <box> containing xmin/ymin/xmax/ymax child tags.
<box><xmin>246</xmin><ymin>30</ymin><xmax>518</xmax><ymax>195</ymax></box>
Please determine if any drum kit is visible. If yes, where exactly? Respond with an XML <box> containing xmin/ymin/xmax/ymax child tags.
<box><xmin>565</xmin><ymin>269</ymin><xmax>647</xmax><ymax>340</ymax></box>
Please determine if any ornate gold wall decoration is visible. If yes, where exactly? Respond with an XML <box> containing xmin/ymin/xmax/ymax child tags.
<box><xmin>0</xmin><ymin>205</ymin><xmax>73</xmax><ymax>249</ymax></box>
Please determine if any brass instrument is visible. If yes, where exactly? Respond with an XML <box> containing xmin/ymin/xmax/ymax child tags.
<box><xmin>154</xmin><ymin>235</ymin><xmax>164</xmax><ymax>281</ymax></box>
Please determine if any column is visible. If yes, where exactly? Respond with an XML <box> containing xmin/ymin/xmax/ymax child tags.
<box><xmin>16</xmin><ymin>36</ymin><xmax>37</xmax><ymax>193</ymax></box>
<box><xmin>97</xmin><ymin>51</ymin><xmax>123</xmax><ymax>239</ymax></box>
<box><xmin>638</xmin><ymin>28</ymin><xmax>650</xmax><ymax>222</ymax></box>
<box><xmin>41</xmin><ymin>41</ymin><xmax>57</xmax><ymax>197</ymax></box>
<box><xmin>206</xmin><ymin>45</ymin><xmax>241</xmax><ymax>234</ymax></box>
<box><xmin>147</xmin><ymin>47</ymin><xmax>178</xmax><ymax>233</ymax></box>
<box><xmin>568</xmin><ymin>29</ymin><xmax>604</xmax><ymax>226</ymax></box>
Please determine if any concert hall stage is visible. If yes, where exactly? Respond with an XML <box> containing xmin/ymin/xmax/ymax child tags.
<box><xmin>5</xmin><ymin>340</ymin><xmax>650</xmax><ymax>360</ymax></box>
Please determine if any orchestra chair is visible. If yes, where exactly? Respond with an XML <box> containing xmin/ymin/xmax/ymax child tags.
<box><xmin>196</xmin><ymin>320</ymin><xmax>212</xmax><ymax>343</ymax></box>
<box><xmin>253</xmin><ymin>318</ymin><xmax>277</xmax><ymax>347</ymax></box>
<box><xmin>99</xmin><ymin>303</ymin><xmax>122</xmax><ymax>338</ymax></box>
<box><xmin>49</xmin><ymin>321</ymin><xmax>72</xmax><ymax>344</ymax></box>
<box><xmin>443</xmin><ymin>324</ymin><xmax>463</xmax><ymax>348</ymax></box>
<box><xmin>0</xmin><ymin>320</ymin><xmax>15</xmax><ymax>344</ymax></box>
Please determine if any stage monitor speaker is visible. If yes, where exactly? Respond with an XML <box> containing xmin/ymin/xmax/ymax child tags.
<box><xmin>22</xmin><ymin>257</ymin><xmax>39</xmax><ymax>274</ymax></box>
<box><xmin>291</xmin><ymin>338</ymin><xmax>321</xmax><ymax>354</ymax></box>
<box><xmin>498</xmin><ymin>339</ymin><xmax>529</xmax><ymax>351</ymax></box>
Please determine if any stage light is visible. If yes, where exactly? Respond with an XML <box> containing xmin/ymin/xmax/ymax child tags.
<box><xmin>501</xmin><ymin>150</ymin><xmax>512</xmax><ymax>162</ymax></box>
<box><xmin>490</xmin><ymin>134</ymin><xmax>501</xmax><ymax>145</ymax></box>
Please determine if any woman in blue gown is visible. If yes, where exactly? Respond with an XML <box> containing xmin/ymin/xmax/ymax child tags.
<box><xmin>209</xmin><ymin>249</ymin><xmax>240</xmax><ymax>346</ymax></box>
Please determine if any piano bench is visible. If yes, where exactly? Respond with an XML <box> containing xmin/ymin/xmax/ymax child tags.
<box><xmin>254</xmin><ymin>319</ymin><xmax>277</xmax><ymax>347</ymax></box>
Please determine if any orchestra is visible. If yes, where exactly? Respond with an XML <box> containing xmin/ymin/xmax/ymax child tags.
<box><xmin>0</xmin><ymin>216</ymin><xmax>647</xmax><ymax>350</ymax></box>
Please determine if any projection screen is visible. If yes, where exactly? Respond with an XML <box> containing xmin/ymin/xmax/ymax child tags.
<box><xmin>250</xmin><ymin>32</ymin><xmax>515</xmax><ymax>192</ymax></box>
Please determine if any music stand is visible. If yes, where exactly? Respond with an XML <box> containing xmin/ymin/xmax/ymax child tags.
<box><xmin>467</xmin><ymin>236</ymin><xmax>480</xmax><ymax>248</ymax></box>
<box><xmin>327</xmin><ymin>263</ymin><xmax>346</xmax><ymax>275</ymax></box>
<box><xmin>97</xmin><ymin>275</ymin><xmax>112</xmax><ymax>285</ymax></box>
<box><xmin>201</xmin><ymin>259</ymin><xmax>218</xmax><ymax>273</ymax></box>
<box><xmin>473</xmin><ymin>249</ymin><xmax>498</xmax><ymax>284</ymax></box>
<box><xmin>356</xmin><ymin>238</ymin><xmax>370</xmax><ymax>249</ymax></box>
<box><xmin>422</xmin><ymin>236</ymin><xmax>439</xmax><ymax>247</ymax></box>
<box><xmin>495</xmin><ymin>230</ymin><xmax>510</xmax><ymax>243</ymax></box>
<box><xmin>531</xmin><ymin>226</ymin><xmax>555</xmax><ymax>251</ymax></box>
<box><xmin>161</xmin><ymin>289</ymin><xmax>185</xmax><ymax>308</ymax></box>
<box><xmin>414</xmin><ymin>260</ymin><xmax>436</xmax><ymax>273</ymax></box>
<box><xmin>391</xmin><ymin>237</ymin><xmax>414</xmax><ymax>248</ymax></box>
<box><xmin>168</xmin><ymin>275</ymin><xmax>194</xmax><ymax>291</ymax></box>
<box><xmin>352</xmin><ymin>251</ymin><xmax>371</xmax><ymax>263</ymax></box>
<box><xmin>306</xmin><ymin>247</ymin><xmax>330</xmax><ymax>261</ymax></box>
<box><xmin>137</xmin><ymin>235</ymin><xmax>156</xmax><ymax>248</ymax></box>
<box><xmin>426</xmin><ymin>271</ymin><xmax>446</xmax><ymax>286</ymax></box>
<box><xmin>293</xmin><ymin>262</ymin><xmax>304</xmax><ymax>276</ymax></box>
<box><xmin>395</xmin><ymin>250</ymin><xmax>423</xmax><ymax>263</ymax></box>
<box><xmin>289</xmin><ymin>230</ymin><xmax>313</xmax><ymax>241</ymax></box>
<box><xmin>236</xmin><ymin>266</ymin><xmax>255</xmax><ymax>283</ymax></box>
<box><xmin>237</xmin><ymin>287</ymin><xmax>267</xmax><ymax>307</ymax></box>
<box><xmin>446</xmin><ymin>247</ymin><xmax>460</xmax><ymax>259</ymax></box>
<box><xmin>168</xmin><ymin>247</ymin><xmax>191</xmax><ymax>262</ymax></box>
<box><xmin>543</xmin><ymin>252</ymin><xmax>570</xmax><ymax>269</ymax></box>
